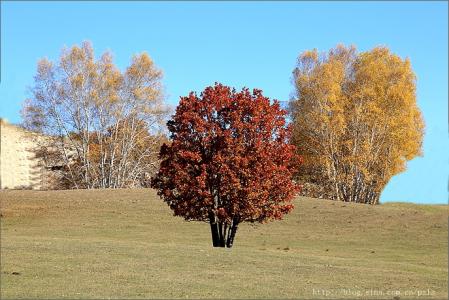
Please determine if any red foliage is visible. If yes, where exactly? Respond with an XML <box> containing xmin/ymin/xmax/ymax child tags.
<box><xmin>151</xmin><ymin>83</ymin><xmax>301</xmax><ymax>247</ymax></box>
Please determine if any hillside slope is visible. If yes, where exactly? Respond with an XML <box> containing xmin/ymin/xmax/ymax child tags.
<box><xmin>0</xmin><ymin>189</ymin><xmax>447</xmax><ymax>299</ymax></box>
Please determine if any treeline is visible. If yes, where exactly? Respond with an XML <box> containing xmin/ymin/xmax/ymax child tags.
<box><xmin>21</xmin><ymin>42</ymin><xmax>423</xmax><ymax>204</ymax></box>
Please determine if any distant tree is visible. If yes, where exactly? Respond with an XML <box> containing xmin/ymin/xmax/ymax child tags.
<box><xmin>85</xmin><ymin>118</ymin><xmax>168</xmax><ymax>188</ymax></box>
<box><xmin>290</xmin><ymin>44</ymin><xmax>424</xmax><ymax>204</ymax></box>
<box><xmin>21</xmin><ymin>41</ymin><xmax>169</xmax><ymax>188</ymax></box>
<box><xmin>151</xmin><ymin>83</ymin><xmax>301</xmax><ymax>248</ymax></box>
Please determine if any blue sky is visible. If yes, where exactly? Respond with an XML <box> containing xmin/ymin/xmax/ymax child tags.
<box><xmin>0</xmin><ymin>1</ymin><xmax>447</xmax><ymax>204</ymax></box>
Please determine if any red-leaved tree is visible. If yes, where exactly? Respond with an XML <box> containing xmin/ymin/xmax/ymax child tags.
<box><xmin>151</xmin><ymin>83</ymin><xmax>301</xmax><ymax>248</ymax></box>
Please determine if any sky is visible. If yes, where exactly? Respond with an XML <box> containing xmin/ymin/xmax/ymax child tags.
<box><xmin>0</xmin><ymin>1</ymin><xmax>447</xmax><ymax>204</ymax></box>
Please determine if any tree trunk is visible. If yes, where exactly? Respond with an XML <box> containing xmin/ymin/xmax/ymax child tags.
<box><xmin>218</xmin><ymin>223</ymin><xmax>225</xmax><ymax>247</ymax></box>
<box><xmin>209</xmin><ymin>212</ymin><xmax>220</xmax><ymax>247</ymax></box>
<box><xmin>209</xmin><ymin>214</ymin><xmax>240</xmax><ymax>248</ymax></box>
<box><xmin>222</xmin><ymin>224</ymin><xmax>229</xmax><ymax>247</ymax></box>
<box><xmin>226</xmin><ymin>218</ymin><xmax>240</xmax><ymax>248</ymax></box>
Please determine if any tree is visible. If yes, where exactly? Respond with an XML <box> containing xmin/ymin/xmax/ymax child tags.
<box><xmin>21</xmin><ymin>41</ymin><xmax>169</xmax><ymax>189</ymax></box>
<box><xmin>290</xmin><ymin>44</ymin><xmax>424</xmax><ymax>204</ymax></box>
<box><xmin>151</xmin><ymin>83</ymin><xmax>301</xmax><ymax>248</ymax></box>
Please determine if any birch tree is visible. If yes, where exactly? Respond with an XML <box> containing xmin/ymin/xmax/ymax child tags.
<box><xmin>290</xmin><ymin>45</ymin><xmax>424</xmax><ymax>204</ymax></box>
<box><xmin>21</xmin><ymin>41</ymin><xmax>169</xmax><ymax>189</ymax></box>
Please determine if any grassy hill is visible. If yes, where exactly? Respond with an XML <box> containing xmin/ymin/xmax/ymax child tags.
<box><xmin>0</xmin><ymin>189</ymin><xmax>447</xmax><ymax>299</ymax></box>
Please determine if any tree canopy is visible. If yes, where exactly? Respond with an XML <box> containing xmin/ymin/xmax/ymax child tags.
<box><xmin>21</xmin><ymin>41</ymin><xmax>169</xmax><ymax>188</ymax></box>
<box><xmin>151</xmin><ymin>83</ymin><xmax>301</xmax><ymax>247</ymax></box>
<box><xmin>290</xmin><ymin>44</ymin><xmax>424</xmax><ymax>204</ymax></box>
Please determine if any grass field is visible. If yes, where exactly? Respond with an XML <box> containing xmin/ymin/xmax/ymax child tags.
<box><xmin>0</xmin><ymin>189</ymin><xmax>447</xmax><ymax>299</ymax></box>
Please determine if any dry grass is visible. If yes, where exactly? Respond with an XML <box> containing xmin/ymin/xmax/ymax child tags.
<box><xmin>0</xmin><ymin>189</ymin><xmax>447</xmax><ymax>299</ymax></box>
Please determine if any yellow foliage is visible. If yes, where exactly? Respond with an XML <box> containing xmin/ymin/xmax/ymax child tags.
<box><xmin>23</xmin><ymin>41</ymin><xmax>171</xmax><ymax>189</ymax></box>
<box><xmin>291</xmin><ymin>44</ymin><xmax>424</xmax><ymax>204</ymax></box>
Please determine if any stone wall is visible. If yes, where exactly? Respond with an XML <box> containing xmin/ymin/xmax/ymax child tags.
<box><xmin>0</xmin><ymin>119</ymin><xmax>46</xmax><ymax>189</ymax></box>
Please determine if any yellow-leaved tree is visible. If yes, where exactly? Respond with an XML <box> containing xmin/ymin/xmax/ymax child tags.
<box><xmin>290</xmin><ymin>44</ymin><xmax>424</xmax><ymax>204</ymax></box>
<box><xmin>21</xmin><ymin>41</ymin><xmax>170</xmax><ymax>189</ymax></box>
